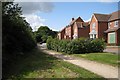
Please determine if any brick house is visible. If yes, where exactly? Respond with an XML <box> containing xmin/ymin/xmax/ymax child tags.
<box><xmin>77</xmin><ymin>22</ymin><xmax>90</xmax><ymax>39</ymax></box>
<box><xmin>89</xmin><ymin>13</ymin><xmax>111</xmax><ymax>41</ymax></box>
<box><xmin>89</xmin><ymin>10</ymin><xmax>120</xmax><ymax>46</ymax></box>
<box><xmin>58</xmin><ymin>10</ymin><xmax>120</xmax><ymax>46</ymax></box>
<box><xmin>67</xmin><ymin>17</ymin><xmax>85</xmax><ymax>39</ymax></box>
<box><xmin>58</xmin><ymin>17</ymin><xmax>90</xmax><ymax>40</ymax></box>
<box><xmin>104</xmin><ymin>11</ymin><xmax>120</xmax><ymax>46</ymax></box>
<box><xmin>57</xmin><ymin>27</ymin><xmax>65</xmax><ymax>40</ymax></box>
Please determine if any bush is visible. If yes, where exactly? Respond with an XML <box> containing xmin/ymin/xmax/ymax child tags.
<box><xmin>46</xmin><ymin>38</ymin><xmax>106</xmax><ymax>54</ymax></box>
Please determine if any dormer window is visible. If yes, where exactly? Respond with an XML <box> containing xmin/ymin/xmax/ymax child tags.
<box><xmin>92</xmin><ymin>23</ymin><xmax>95</xmax><ymax>29</ymax></box>
<box><xmin>114</xmin><ymin>21</ymin><xmax>118</xmax><ymax>27</ymax></box>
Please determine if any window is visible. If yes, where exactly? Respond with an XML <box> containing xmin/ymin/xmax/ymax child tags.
<box><xmin>92</xmin><ymin>23</ymin><xmax>95</xmax><ymax>29</ymax></box>
<box><xmin>114</xmin><ymin>21</ymin><xmax>118</xmax><ymax>27</ymax></box>
<box><xmin>108</xmin><ymin>23</ymin><xmax>110</xmax><ymax>28</ymax></box>
<box><xmin>89</xmin><ymin>30</ymin><xmax>97</xmax><ymax>39</ymax></box>
<box><xmin>73</xmin><ymin>34</ymin><xmax>78</xmax><ymax>39</ymax></box>
<box><xmin>108</xmin><ymin>32</ymin><xmax>116</xmax><ymax>43</ymax></box>
<box><xmin>89</xmin><ymin>34</ymin><xmax>96</xmax><ymax>39</ymax></box>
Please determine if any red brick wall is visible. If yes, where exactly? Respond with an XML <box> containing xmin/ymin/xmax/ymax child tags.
<box><xmin>65</xmin><ymin>26</ymin><xmax>72</xmax><ymax>39</ymax></box>
<box><xmin>90</xmin><ymin>15</ymin><xmax>98</xmax><ymax>38</ymax></box>
<box><xmin>78</xmin><ymin>26</ymin><xmax>90</xmax><ymax>38</ymax></box>
<box><xmin>109</xmin><ymin>20</ymin><xmax>120</xmax><ymax>28</ymax></box>
<box><xmin>61</xmin><ymin>28</ymin><xmax>65</xmax><ymax>39</ymax></box>
<box><xmin>73</xmin><ymin>23</ymin><xmax>78</xmax><ymax>38</ymax></box>
<box><xmin>117</xmin><ymin>29</ymin><xmax>120</xmax><ymax>46</ymax></box>
<box><xmin>118</xmin><ymin>20</ymin><xmax>120</xmax><ymax>45</ymax></box>
<box><xmin>107</xmin><ymin>20</ymin><xmax>120</xmax><ymax>45</ymax></box>
<box><xmin>98</xmin><ymin>22</ymin><xmax>108</xmax><ymax>41</ymax></box>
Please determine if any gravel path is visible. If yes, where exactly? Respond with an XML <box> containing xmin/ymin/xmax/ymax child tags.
<box><xmin>42</xmin><ymin>50</ymin><xmax>119</xmax><ymax>79</ymax></box>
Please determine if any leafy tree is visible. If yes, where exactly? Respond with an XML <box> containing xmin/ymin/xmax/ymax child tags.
<box><xmin>35</xmin><ymin>26</ymin><xmax>58</xmax><ymax>42</ymax></box>
<box><xmin>2</xmin><ymin>2</ymin><xmax>36</xmax><ymax>68</ymax></box>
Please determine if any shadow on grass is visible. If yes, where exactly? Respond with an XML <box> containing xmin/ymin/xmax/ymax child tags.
<box><xmin>2</xmin><ymin>48</ymin><xmax>58</xmax><ymax>79</ymax></box>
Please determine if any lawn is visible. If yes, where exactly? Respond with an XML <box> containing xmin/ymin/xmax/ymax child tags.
<box><xmin>3</xmin><ymin>48</ymin><xmax>105</xmax><ymax>79</ymax></box>
<box><xmin>72</xmin><ymin>53</ymin><xmax>118</xmax><ymax>67</ymax></box>
<box><xmin>48</xmin><ymin>50</ymin><xmax>119</xmax><ymax>67</ymax></box>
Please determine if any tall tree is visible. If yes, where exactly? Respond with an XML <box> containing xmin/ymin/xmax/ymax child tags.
<box><xmin>35</xmin><ymin>26</ymin><xmax>57</xmax><ymax>42</ymax></box>
<box><xmin>2</xmin><ymin>2</ymin><xmax>36</xmax><ymax>65</ymax></box>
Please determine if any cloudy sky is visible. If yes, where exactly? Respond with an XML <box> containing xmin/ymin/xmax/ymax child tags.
<box><xmin>14</xmin><ymin>0</ymin><xmax>119</xmax><ymax>31</ymax></box>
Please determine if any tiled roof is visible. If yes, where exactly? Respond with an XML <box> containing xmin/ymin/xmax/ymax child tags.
<box><xmin>94</xmin><ymin>13</ymin><xmax>111</xmax><ymax>22</ymax></box>
<box><xmin>83</xmin><ymin>22</ymin><xmax>90</xmax><ymax>27</ymax></box>
<box><xmin>76</xmin><ymin>22</ymin><xmax>90</xmax><ymax>28</ymax></box>
<box><xmin>69</xmin><ymin>17</ymin><xmax>84</xmax><ymax>25</ymax></box>
<box><xmin>94</xmin><ymin>10</ymin><xmax>120</xmax><ymax>22</ymax></box>
<box><xmin>108</xmin><ymin>10</ymin><xmax>120</xmax><ymax>21</ymax></box>
<box><xmin>104</xmin><ymin>27</ymin><xmax>120</xmax><ymax>33</ymax></box>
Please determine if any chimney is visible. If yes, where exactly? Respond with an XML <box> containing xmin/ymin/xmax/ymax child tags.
<box><xmin>72</xmin><ymin>18</ymin><xmax>74</xmax><ymax>21</ymax></box>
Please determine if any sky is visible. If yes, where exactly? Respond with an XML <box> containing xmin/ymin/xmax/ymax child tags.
<box><xmin>15</xmin><ymin>1</ymin><xmax>119</xmax><ymax>31</ymax></box>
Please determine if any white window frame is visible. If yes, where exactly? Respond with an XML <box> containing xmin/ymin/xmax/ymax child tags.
<box><xmin>114</xmin><ymin>21</ymin><xmax>118</xmax><ymax>27</ymax></box>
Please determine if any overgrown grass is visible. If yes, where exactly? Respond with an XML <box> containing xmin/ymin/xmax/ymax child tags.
<box><xmin>72</xmin><ymin>53</ymin><xmax>118</xmax><ymax>67</ymax></box>
<box><xmin>3</xmin><ymin>48</ymin><xmax>105</xmax><ymax>79</ymax></box>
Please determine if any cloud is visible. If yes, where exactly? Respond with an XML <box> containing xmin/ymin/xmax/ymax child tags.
<box><xmin>15</xmin><ymin>2</ymin><xmax>54</xmax><ymax>14</ymax></box>
<box><xmin>22</xmin><ymin>14</ymin><xmax>46</xmax><ymax>31</ymax></box>
<box><xmin>13</xmin><ymin>2</ymin><xmax>54</xmax><ymax>31</ymax></box>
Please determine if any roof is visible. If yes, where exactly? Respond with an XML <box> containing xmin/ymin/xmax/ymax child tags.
<box><xmin>83</xmin><ymin>22</ymin><xmax>90</xmax><ymax>27</ymax></box>
<box><xmin>108</xmin><ymin>10</ymin><xmax>120</xmax><ymax>21</ymax></box>
<box><xmin>104</xmin><ymin>27</ymin><xmax>120</xmax><ymax>33</ymax></box>
<box><xmin>69</xmin><ymin>17</ymin><xmax>84</xmax><ymax>25</ymax></box>
<box><xmin>75</xmin><ymin>22</ymin><xmax>90</xmax><ymax>29</ymax></box>
<box><xmin>94</xmin><ymin>13</ymin><xmax>111</xmax><ymax>22</ymax></box>
<box><xmin>93</xmin><ymin>10</ymin><xmax>120</xmax><ymax>22</ymax></box>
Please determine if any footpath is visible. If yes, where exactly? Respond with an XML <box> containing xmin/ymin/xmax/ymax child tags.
<box><xmin>38</xmin><ymin>44</ymin><xmax>119</xmax><ymax>79</ymax></box>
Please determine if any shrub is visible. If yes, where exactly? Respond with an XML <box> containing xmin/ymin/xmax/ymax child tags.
<box><xmin>47</xmin><ymin>38</ymin><xmax>106</xmax><ymax>54</ymax></box>
<box><xmin>90</xmin><ymin>38</ymin><xmax>106</xmax><ymax>52</ymax></box>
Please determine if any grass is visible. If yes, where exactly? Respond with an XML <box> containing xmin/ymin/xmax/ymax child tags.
<box><xmin>3</xmin><ymin>48</ymin><xmax>105</xmax><ymax>79</ymax></box>
<box><xmin>72</xmin><ymin>53</ymin><xmax>118</xmax><ymax>67</ymax></box>
<box><xmin>48</xmin><ymin>50</ymin><xmax>119</xmax><ymax>67</ymax></box>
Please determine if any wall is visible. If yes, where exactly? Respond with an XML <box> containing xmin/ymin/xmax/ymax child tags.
<box><xmin>65</xmin><ymin>26</ymin><xmax>72</xmax><ymax>39</ymax></box>
<box><xmin>90</xmin><ymin>15</ymin><xmax>98</xmax><ymax>38</ymax></box>
<box><xmin>98</xmin><ymin>22</ymin><xmax>108</xmax><ymax>41</ymax></box>
<box><xmin>78</xmin><ymin>26</ymin><xmax>90</xmax><ymax>38</ymax></box>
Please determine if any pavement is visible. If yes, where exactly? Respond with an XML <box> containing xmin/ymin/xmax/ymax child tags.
<box><xmin>37</xmin><ymin>43</ymin><xmax>119</xmax><ymax>79</ymax></box>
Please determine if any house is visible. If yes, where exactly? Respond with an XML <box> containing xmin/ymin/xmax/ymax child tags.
<box><xmin>58</xmin><ymin>10</ymin><xmax>120</xmax><ymax>46</ymax></box>
<box><xmin>89</xmin><ymin>10</ymin><xmax>120</xmax><ymax>46</ymax></box>
<box><xmin>57</xmin><ymin>27</ymin><xmax>65</xmax><ymax>40</ymax></box>
<box><xmin>74</xmin><ymin>22</ymin><xmax>90</xmax><ymax>39</ymax></box>
<box><xmin>89</xmin><ymin>13</ymin><xmax>111</xmax><ymax>41</ymax></box>
<box><xmin>104</xmin><ymin>10</ymin><xmax>120</xmax><ymax>46</ymax></box>
<box><xmin>58</xmin><ymin>17</ymin><xmax>90</xmax><ymax>40</ymax></box>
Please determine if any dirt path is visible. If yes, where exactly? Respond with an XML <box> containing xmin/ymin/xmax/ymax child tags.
<box><xmin>42</xmin><ymin>50</ymin><xmax>118</xmax><ymax>79</ymax></box>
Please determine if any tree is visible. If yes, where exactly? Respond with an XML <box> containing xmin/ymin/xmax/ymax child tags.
<box><xmin>2</xmin><ymin>2</ymin><xmax>36</xmax><ymax>65</ymax></box>
<box><xmin>35</xmin><ymin>26</ymin><xmax>58</xmax><ymax>42</ymax></box>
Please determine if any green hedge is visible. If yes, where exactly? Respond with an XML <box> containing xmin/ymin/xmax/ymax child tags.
<box><xmin>47</xmin><ymin>37</ymin><xmax>106</xmax><ymax>54</ymax></box>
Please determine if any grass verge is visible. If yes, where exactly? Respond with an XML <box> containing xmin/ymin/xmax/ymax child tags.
<box><xmin>3</xmin><ymin>48</ymin><xmax>105</xmax><ymax>79</ymax></box>
<box><xmin>72</xmin><ymin>53</ymin><xmax>118</xmax><ymax>67</ymax></box>
<box><xmin>48</xmin><ymin>50</ymin><xmax>118</xmax><ymax>67</ymax></box>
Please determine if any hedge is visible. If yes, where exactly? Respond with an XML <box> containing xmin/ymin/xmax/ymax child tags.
<box><xmin>47</xmin><ymin>37</ymin><xmax>106</xmax><ymax>54</ymax></box>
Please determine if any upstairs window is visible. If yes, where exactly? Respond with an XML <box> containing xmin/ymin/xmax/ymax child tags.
<box><xmin>114</xmin><ymin>21</ymin><xmax>118</xmax><ymax>27</ymax></box>
<box><xmin>108</xmin><ymin>23</ymin><xmax>110</xmax><ymax>28</ymax></box>
<box><xmin>92</xmin><ymin>23</ymin><xmax>95</xmax><ymax>29</ymax></box>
